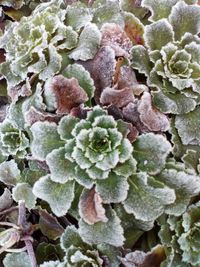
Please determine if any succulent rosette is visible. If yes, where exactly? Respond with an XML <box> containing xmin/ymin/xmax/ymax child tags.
<box><xmin>131</xmin><ymin>0</ymin><xmax>200</xmax><ymax>114</ymax></box>
<box><xmin>31</xmin><ymin>106</ymin><xmax>136</xmax><ymax>206</ymax></box>
<box><xmin>0</xmin><ymin>119</ymin><xmax>29</xmax><ymax>158</ymax></box>
<box><xmin>159</xmin><ymin>201</ymin><xmax>200</xmax><ymax>267</ymax></box>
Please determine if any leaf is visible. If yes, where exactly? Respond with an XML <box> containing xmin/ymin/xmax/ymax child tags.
<box><xmin>152</xmin><ymin>90</ymin><xmax>197</xmax><ymax>114</ymax></box>
<box><xmin>92</xmin><ymin>0</ymin><xmax>124</xmax><ymax>27</ymax></box>
<box><xmin>40</xmin><ymin>261</ymin><xmax>61</xmax><ymax>267</ymax></box>
<box><xmin>131</xmin><ymin>45</ymin><xmax>152</xmax><ymax>76</ymax></box>
<box><xmin>100</xmin><ymin>87</ymin><xmax>135</xmax><ymax>108</ymax></box>
<box><xmin>63</xmin><ymin>64</ymin><xmax>95</xmax><ymax>103</ymax></box>
<box><xmin>100</xmin><ymin>23</ymin><xmax>132</xmax><ymax>57</ymax></box>
<box><xmin>33</xmin><ymin>175</ymin><xmax>75</xmax><ymax>217</ymax></box>
<box><xmin>144</xmin><ymin>19</ymin><xmax>174</xmax><ymax>51</ymax></box>
<box><xmin>79</xmin><ymin>187</ymin><xmax>108</xmax><ymax>225</ymax></box>
<box><xmin>39</xmin><ymin>210</ymin><xmax>64</xmax><ymax>240</ymax></box>
<box><xmin>132</xmin><ymin>133</ymin><xmax>172</xmax><ymax>175</ymax></box>
<box><xmin>46</xmin><ymin>147</ymin><xmax>75</xmax><ymax>183</ymax></box>
<box><xmin>12</xmin><ymin>183</ymin><xmax>36</xmax><ymax>209</ymax></box>
<box><xmin>142</xmin><ymin>0</ymin><xmax>179</xmax><ymax>21</ymax></box>
<box><xmin>95</xmin><ymin>172</ymin><xmax>129</xmax><ymax>203</ymax></box>
<box><xmin>97</xmin><ymin>244</ymin><xmax>121</xmax><ymax>267</ymax></box>
<box><xmin>44</xmin><ymin>75</ymin><xmax>88</xmax><ymax>114</ymax></box>
<box><xmin>30</xmin><ymin>121</ymin><xmax>64</xmax><ymax>161</ymax></box>
<box><xmin>175</xmin><ymin>106</ymin><xmax>200</xmax><ymax>145</ymax></box>
<box><xmin>66</xmin><ymin>2</ymin><xmax>92</xmax><ymax>30</ymax></box>
<box><xmin>124</xmin><ymin>11</ymin><xmax>144</xmax><ymax>45</ymax></box>
<box><xmin>69</xmin><ymin>23</ymin><xmax>101</xmax><ymax>61</ymax></box>
<box><xmin>120</xmin><ymin>0</ymin><xmax>148</xmax><ymax>20</ymax></box>
<box><xmin>3</xmin><ymin>252</ymin><xmax>31</xmax><ymax>267</ymax></box>
<box><xmin>79</xmin><ymin>207</ymin><xmax>124</xmax><ymax>247</ymax></box>
<box><xmin>0</xmin><ymin>160</ymin><xmax>20</xmax><ymax>186</ymax></box>
<box><xmin>61</xmin><ymin>225</ymin><xmax>86</xmax><ymax>252</ymax></box>
<box><xmin>0</xmin><ymin>188</ymin><xmax>13</xmax><ymax>211</ymax></box>
<box><xmin>36</xmin><ymin>242</ymin><xmax>64</xmax><ymax>265</ymax></box>
<box><xmin>138</xmin><ymin>92</ymin><xmax>170</xmax><ymax>132</ymax></box>
<box><xmin>169</xmin><ymin>1</ymin><xmax>200</xmax><ymax>40</ymax></box>
<box><xmin>123</xmin><ymin>173</ymin><xmax>176</xmax><ymax>221</ymax></box>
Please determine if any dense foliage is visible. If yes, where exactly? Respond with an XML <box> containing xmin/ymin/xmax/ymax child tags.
<box><xmin>0</xmin><ymin>0</ymin><xmax>200</xmax><ymax>266</ymax></box>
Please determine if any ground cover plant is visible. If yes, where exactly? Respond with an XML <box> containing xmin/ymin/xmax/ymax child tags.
<box><xmin>0</xmin><ymin>0</ymin><xmax>200</xmax><ymax>266</ymax></box>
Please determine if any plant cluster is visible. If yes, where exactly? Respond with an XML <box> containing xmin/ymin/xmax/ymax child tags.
<box><xmin>0</xmin><ymin>0</ymin><xmax>199</xmax><ymax>266</ymax></box>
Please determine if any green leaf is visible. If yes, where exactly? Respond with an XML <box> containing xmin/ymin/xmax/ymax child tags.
<box><xmin>40</xmin><ymin>261</ymin><xmax>61</xmax><ymax>267</ymax></box>
<box><xmin>97</xmin><ymin>244</ymin><xmax>121</xmax><ymax>267</ymax></box>
<box><xmin>30</xmin><ymin>121</ymin><xmax>64</xmax><ymax>161</ymax></box>
<box><xmin>79</xmin><ymin>207</ymin><xmax>124</xmax><ymax>247</ymax></box>
<box><xmin>12</xmin><ymin>183</ymin><xmax>36</xmax><ymax>209</ymax></box>
<box><xmin>175</xmin><ymin>106</ymin><xmax>200</xmax><ymax>145</ymax></box>
<box><xmin>152</xmin><ymin>90</ymin><xmax>197</xmax><ymax>114</ymax></box>
<box><xmin>96</xmin><ymin>172</ymin><xmax>129</xmax><ymax>203</ymax></box>
<box><xmin>61</xmin><ymin>225</ymin><xmax>86</xmax><ymax>252</ymax></box>
<box><xmin>120</xmin><ymin>0</ymin><xmax>148</xmax><ymax>20</ymax></box>
<box><xmin>131</xmin><ymin>45</ymin><xmax>152</xmax><ymax>76</ymax></box>
<box><xmin>63</xmin><ymin>64</ymin><xmax>95</xmax><ymax>103</ymax></box>
<box><xmin>0</xmin><ymin>160</ymin><xmax>20</xmax><ymax>186</ymax></box>
<box><xmin>132</xmin><ymin>133</ymin><xmax>172</xmax><ymax>175</ymax></box>
<box><xmin>39</xmin><ymin>44</ymin><xmax>62</xmax><ymax>81</ymax></box>
<box><xmin>3</xmin><ymin>252</ymin><xmax>31</xmax><ymax>267</ymax></box>
<box><xmin>69</xmin><ymin>23</ymin><xmax>101</xmax><ymax>61</ymax></box>
<box><xmin>142</xmin><ymin>0</ymin><xmax>179</xmax><ymax>21</ymax></box>
<box><xmin>92</xmin><ymin>0</ymin><xmax>124</xmax><ymax>27</ymax></box>
<box><xmin>124</xmin><ymin>173</ymin><xmax>175</xmax><ymax>221</ymax></box>
<box><xmin>144</xmin><ymin>19</ymin><xmax>174</xmax><ymax>51</ymax></box>
<box><xmin>66</xmin><ymin>2</ymin><xmax>92</xmax><ymax>30</ymax></box>
<box><xmin>46</xmin><ymin>147</ymin><xmax>75</xmax><ymax>183</ymax></box>
<box><xmin>33</xmin><ymin>175</ymin><xmax>75</xmax><ymax>217</ymax></box>
<box><xmin>169</xmin><ymin>1</ymin><xmax>200</xmax><ymax>40</ymax></box>
<box><xmin>58</xmin><ymin>115</ymin><xmax>79</xmax><ymax>141</ymax></box>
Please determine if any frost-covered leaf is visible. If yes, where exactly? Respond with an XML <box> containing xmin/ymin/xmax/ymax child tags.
<box><xmin>138</xmin><ymin>92</ymin><xmax>170</xmax><ymax>131</ymax></box>
<box><xmin>69</xmin><ymin>23</ymin><xmax>101</xmax><ymax>61</ymax></box>
<box><xmin>79</xmin><ymin>187</ymin><xmax>108</xmax><ymax>225</ymax></box>
<box><xmin>124</xmin><ymin>12</ymin><xmax>144</xmax><ymax>45</ymax></box>
<box><xmin>61</xmin><ymin>225</ymin><xmax>86</xmax><ymax>252</ymax></box>
<box><xmin>39</xmin><ymin>210</ymin><xmax>64</xmax><ymax>240</ymax></box>
<box><xmin>124</xmin><ymin>173</ymin><xmax>175</xmax><ymax>221</ymax></box>
<box><xmin>12</xmin><ymin>183</ymin><xmax>36</xmax><ymax>209</ymax></box>
<box><xmin>133</xmin><ymin>133</ymin><xmax>172</xmax><ymax>174</ymax></box>
<box><xmin>95</xmin><ymin>172</ymin><xmax>129</xmax><ymax>203</ymax></box>
<box><xmin>101</xmin><ymin>23</ymin><xmax>132</xmax><ymax>57</ymax></box>
<box><xmin>120</xmin><ymin>0</ymin><xmax>148</xmax><ymax>20</ymax></box>
<box><xmin>63</xmin><ymin>64</ymin><xmax>95</xmax><ymax>103</ymax></box>
<box><xmin>157</xmin><ymin>165</ymin><xmax>200</xmax><ymax>215</ymax></box>
<box><xmin>0</xmin><ymin>160</ymin><xmax>20</xmax><ymax>186</ymax></box>
<box><xmin>58</xmin><ymin>115</ymin><xmax>79</xmax><ymax>141</ymax></box>
<box><xmin>92</xmin><ymin>0</ymin><xmax>124</xmax><ymax>27</ymax></box>
<box><xmin>80</xmin><ymin>46</ymin><xmax>116</xmax><ymax>103</ymax></box>
<box><xmin>152</xmin><ymin>90</ymin><xmax>197</xmax><ymax>114</ymax></box>
<box><xmin>33</xmin><ymin>175</ymin><xmax>75</xmax><ymax>217</ymax></box>
<box><xmin>66</xmin><ymin>2</ymin><xmax>92</xmax><ymax>30</ymax></box>
<box><xmin>175</xmin><ymin>106</ymin><xmax>200</xmax><ymax>145</ymax></box>
<box><xmin>46</xmin><ymin>147</ymin><xmax>76</xmax><ymax>183</ymax></box>
<box><xmin>40</xmin><ymin>261</ymin><xmax>61</xmax><ymax>267</ymax></box>
<box><xmin>3</xmin><ymin>252</ymin><xmax>31</xmax><ymax>267</ymax></box>
<box><xmin>144</xmin><ymin>19</ymin><xmax>174</xmax><ymax>51</ymax></box>
<box><xmin>0</xmin><ymin>188</ymin><xmax>12</xmax><ymax>212</ymax></box>
<box><xmin>30</xmin><ymin>121</ymin><xmax>64</xmax><ymax>161</ymax></box>
<box><xmin>131</xmin><ymin>45</ymin><xmax>152</xmax><ymax>76</ymax></box>
<box><xmin>79</xmin><ymin>207</ymin><xmax>124</xmax><ymax>247</ymax></box>
<box><xmin>100</xmin><ymin>87</ymin><xmax>135</xmax><ymax>108</ymax></box>
<box><xmin>44</xmin><ymin>75</ymin><xmax>88</xmax><ymax>114</ymax></box>
<box><xmin>142</xmin><ymin>0</ymin><xmax>179</xmax><ymax>21</ymax></box>
<box><xmin>169</xmin><ymin>1</ymin><xmax>200</xmax><ymax>40</ymax></box>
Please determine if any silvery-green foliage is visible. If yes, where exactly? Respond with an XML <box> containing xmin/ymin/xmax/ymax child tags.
<box><xmin>0</xmin><ymin>119</ymin><xmax>29</xmax><ymax>158</ymax></box>
<box><xmin>0</xmin><ymin>0</ymin><xmax>101</xmax><ymax>93</ymax></box>
<box><xmin>132</xmin><ymin>1</ymin><xmax>200</xmax><ymax>114</ymax></box>
<box><xmin>159</xmin><ymin>201</ymin><xmax>200</xmax><ymax>266</ymax></box>
<box><xmin>31</xmin><ymin>106</ymin><xmax>134</xmax><ymax>204</ymax></box>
